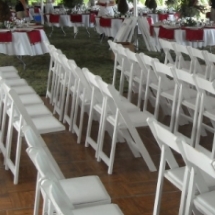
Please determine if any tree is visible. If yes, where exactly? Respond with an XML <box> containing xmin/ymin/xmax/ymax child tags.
<box><xmin>63</xmin><ymin>0</ymin><xmax>83</xmax><ymax>8</ymax></box>
<box><xmin>166</xmin><ymin>0</ymin><xmax>206</xmax><ymax>17</ymax></box>
<box><xmin>0</xmin><ymin>0</ymin><xmax>11</xmax><ymax>22</ymax></box>
<box><xmin>118</xmin><ymin>0</ymin><xmax>129</xmax><ymax>15</ymax></box>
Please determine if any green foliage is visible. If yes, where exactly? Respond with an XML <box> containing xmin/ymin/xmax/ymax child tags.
<box><xmin>0</xmin><ymin>0</ymin><xmax>11</xmax><ymax>22</ymax></box>
<box><xmin>63</xmin><ymin>0</ymin><xmax>83</xmax><ymax>8</ymax></box>
<box><xmin>118</xmin><ymin>0</ymin><xmax>129</xmax><ymax>15</ymax></box>
<box><xmin>145</xmin><ymin>0</ymin><xmax>157</xmax><ymax>9</ymax></box>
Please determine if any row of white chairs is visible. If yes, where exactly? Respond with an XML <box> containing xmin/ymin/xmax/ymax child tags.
<box><xmin>159</xmin><ymin>38</ymin><xmax>215</xmax><ymax>81</ymax></box>
<box><xmin>0</xmin><ymin>65</ymin><xmax>65</xmax><ymax>184</ymax></box>
<box><xmin>109</xmin><ymin>40</ymin><xmax>215</xmax><ymax>214</ymax></box>
<box><xmin>45</xmin><ymin>43</ymin><xmax>157</xmax><ymax>174</ymax></box>
<box><xmin>0</xmin><ymin>79</ymin><xmax>124</xmax><ymax>215</ymax></box>
<box><xmin>148</xmin><ymin>118</ymin><xmax>215</xmax><ymax>215</ymax></box>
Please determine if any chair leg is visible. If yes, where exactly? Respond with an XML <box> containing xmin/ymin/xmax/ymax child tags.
<box><xmin>153</xmin><ymin>145</ymin><xmax>166</xmax><ymax>215</ymax></box>
<box><xmin>61</xmin><ymin>26</ymin><xmax>66</xmax><ymax>36</ymax></box>
<box><xmin>13</xmin><ymin>134</ymin><xmax>23</xmax><ymax>184</ymax></box>
<box><xmin>49</xmin><ymin>26</ymin><xmax>54</xmax><ymax>37</ymax></box>
<box><xmin>108</xmin><ymin>125</ymin><xmax>118</xmax><ymax>175</ymax></box>
<box><xmin>86</xmin><ymin>27</ymin><xmax>90</xmax><ymax>37</ymax></box>
<box><xmin>77</xmin><ymin>103</ymin><xmax>85</xmax><ymax>144</ymax></box>
<box><xmin>33</xmin><ymin>173</ymin><xmax>41</xmax><ymax>215</ymax></box>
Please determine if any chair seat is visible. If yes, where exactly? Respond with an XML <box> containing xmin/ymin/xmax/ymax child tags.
<box><xmin>14</xmin><ymin>115</ymin><xmax>65</xmax><ymax>134</ymax></box>
<box><xmin>4</xmin><ymin>79</ymin><xmax>28</xmax><ymax>87</ymax></box>
<box><xmin>0</xmin><ymin>71</ymin><xmax>20</xmax><ymax>79</ymax></box>
<box><xmin>8</xmin><ymin>104</ymin><xmax>52</xmax><ymax>118</ymax></box>
<box><xmin>164</xmin><ymin>166</ymin><xmax>185</xmax><ymax>190</ymax></box>
<box><xmin>0</xmin><ymin>66</ymin><xmax>18</xmax><ymax>73</ymax></box>
<box><xmin>107</xmin><ymin>110</ymin><xmax>153</xmax><ymax>128</ymax></box>
<box><xmin>60</xmin><ymin>175</ymin><xmax>111</xmax><ymax>208</ymax></box>
<box><xmin>161</xmin><ymin>88</ymin><xmax>175</xmax><ymax>100</ymax></box>
<box><xmin>12</xmin><ymin>86</ymin><xmax>36</xmax><ymax>95</ymax></box>
<box><xmin>19</xmin><ymin>94</ymin><xmax>43</xmax><ymax>106</ymax></box>
<box><xmin>194</xmin><ymin>190</ymin><xmax>215</xmax><ymax>215</ymax></box>
<box><xmin>25</xmin><ymin>104</ymin><xmax>52</xmax><ymax>117</ymax></box>
<box><xmin>72</xmin><ymin>204</ymin><xmax>123</xmax><ymax>215</ymax></box>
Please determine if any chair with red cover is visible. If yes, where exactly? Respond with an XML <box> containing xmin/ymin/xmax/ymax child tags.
<box><xmin>70</xmin><ymin>14</ymin><xmax>90</xmax><ymax>38</ymax></box>
<box><xmin>47</xmin><ymin>14</ymin><xmax>66</xmax><ymax>37</ymax></box>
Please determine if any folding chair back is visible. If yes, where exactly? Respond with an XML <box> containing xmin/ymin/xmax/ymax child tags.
<box><xmin>182</xmin><ymin>141</ymin><xmax>215</xmax><ymax>215</ymax></box>
<box><xmin>147</xmin><ymin>117</ymin><xmax>189</xmax><ymax>215</ymax></box>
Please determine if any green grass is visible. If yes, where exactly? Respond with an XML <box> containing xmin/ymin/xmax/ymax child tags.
<box><xmin>0</xmin><ymin>26</ymin><xmax>165</xmax><ymax>95</ymax></box>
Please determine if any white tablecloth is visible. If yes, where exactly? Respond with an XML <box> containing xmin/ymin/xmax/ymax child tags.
<box><xmin>0</xmin><ymin>29</ymin><xmax>50</xmax><ymax>56</ymax></box>
<box><xmin>153</xmin><ymin>27</ymin><xmax>215</xmax><ymax>49</ymax></box>
<box><xmin>95</xmin><ymin>17</ymin><xmax>123</xmax><ymax>38</ymax></box>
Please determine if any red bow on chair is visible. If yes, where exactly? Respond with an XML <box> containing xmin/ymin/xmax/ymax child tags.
<box><xmin>34</xmin><ymin>7</ymin><xmax>40</xmax><ymax>13</ymax></box>
<box><xmin>147</xmin><ymin>17</ymin><xmax>153</xmax><ymax>26</ymax></box>
<box><xmin>70</xmin><ymin>14</ymin><xmax>82</xmax><ymax>23</ymax></box>
<box><xmin>90</xmin><ymin>14</ymin><xmax>96</xmax><ymax>23</ymax></box>
<box><xmin>50</xmin><ymin>14</ymin><xmax>60</xmax><ymax>23</ymax></box>
<box><xmin>27</xmin><ymin>30</ymin><xmax>41</xmax><ymax>44</ymax></box>
<box><xmin>0</xmin><ymin>31</ymin><xmax>12</xmax><ymax>42</ymax></box>
<box><xmin>100</xmin><ymin>17</ymin><xmax>111</xmax><ymax>27</ymax></box>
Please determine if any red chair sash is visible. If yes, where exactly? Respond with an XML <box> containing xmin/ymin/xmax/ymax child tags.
<box><xmin>150</xmin><ymin>26</ymin><xmax>154</xmax><ymax>36</ymax></box>
<box><xmin>90</xmin><ymin>13</ymin><xmax>96</xmax><ymax>23</ymax></box>
<box><xmin>0</xmin><ymin>31</ymin><xmax>12</xmax><ymax>42</ymax></box>
<box><xmin>147</xmin><ymin>17</ymin><xmax>153</xmax><ymax>26</ymax></box>
<box><xmin>100</xmin><ymin>17</ymin><xmax>111</xmax><ymax>27</ymax></box>
<box><xmin>185</xmin><ymin>29</ymin><xmax>204</xmax><ymax>41</ymax></box>
<box><xmin>49</xmin><ymin>14</ymin><xmax>60</xmax><ymax>23</ymax></box>
<box><xmin>70</xmin><ymin>14</ymin><xmax>82</xmax><ymax>23</ymax></box>
<box><xmin>158</xmin><ymin>26</ymin><xmax>175</xmax><ymax>40</ymax></box>
<box><xmin>158</xmin><ymin>13</ymin><xmax>169</xmax><ymax>21</ymax></box>
<box><xmin>34</xmin><ymin>7</ymin><xmax>40</xmax><ymax>13</ymax></box>
<box><xmin>90</xmin><ymin>10</ymin><xmax>98</xmax><ymax>15</ymax></box>
<box><xmin>27</xmin><ymin>30</ymin><xmax>41</xmax><ymax>44</ymax></box>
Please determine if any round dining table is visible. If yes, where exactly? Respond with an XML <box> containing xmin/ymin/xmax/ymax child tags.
<box><xmin>151</xmin><ymin>25</ymin><xmax>215</xmax><ymax>49</ymax></box>
<box><xmin>0</xmin><ymin>27</ymin><xmax>49</xmax><ymax>56</ymax></box>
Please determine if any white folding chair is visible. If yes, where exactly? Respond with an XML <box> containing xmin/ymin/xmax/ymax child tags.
<box><xmin>46</xmin><ymin>45</ymin><xmax>63</xmax><ymax>104</ymax></box>
<box><xmin>23</xmin><ymin>125</ymin><xmax>64</xmax><ymax>215</ymax></box>
<box><xmin>122</xmin><ymin>48</ymin><xmax>146</xmax><ymax>107</ymax></box>
<box><xmin>108</xmin><ymin>40</ymin><xmax>126</xmax><ymax>88</ymax></box>
<box><xmin>182</xmin><ymin>141</ymin><xmax>215</xmax><ymax>215</ymax></box>
<box><xmin>138</xmin><ymin>17</ymin><xmax>158</xmax><ymax>52</ymax></box>
<box><xmin>152</xmin><ymin>61</ymin><xmax>179</xmax><ymax>132</ymax></box>
<box><xmin>173</xmin><ymin>68</ymin><xmax>202</xmax><ymax>146</ymax></box>
<box><xmin>187</xmin><ymin>46</ymin><xmax>210</xmax><ymax>78</ymax></box>
<box><xmin>194</xmin><ymin>75</ymin><xmax>215</xmax><ymax>158</ymax></box>
<box><xmin>39</xmin><ymin>178</ymin><xmax>123</xmax><ymax>215</ymax></box>
<box><xmin>172</xmin><ymin>43</ymin><xmax>192</xmax><ymax>72</ymax></box>
<box><xmin>25</xmin><ymin>145</ymin><xmax>111</xmax><ymax>211</ymax></box>
<box><xmin>95</xmin><ymin>78</ymin><xmax>156</xmax><ymax>174</ymax></box>
<box><xmin>63</xmin><ymin>60</ymin><xmax>78</xmax><ymax>129</ymax></box>
<box><xmin>114</xmin><ymin>17</ymin><xmax>137</xmax><ymax>43</ymax></box>
<box><xmin>71</xmin><ymin>67</ymin><xmax>94</xmax><ymax>143</ymax></box>
<box><xmin>53</xmin><ymin>55</ymin><xmax>77</xmax><ymax>121</ymax></box>
<box><xmin>84</xmin><ymin>69</ymin><xmax>139</xmax><ymax>157</ymax></box>
<box><xmin>147</xmin><ymin>117</ymin><xmax>190</xmax><ymax>215</ymax></box>
<box><xmin>203</xmin><ymin>51</ymin><xmax>215</xmax><ymax>81</ymax></box>
<box><xmin>2</xmin><ymin>84</ymin><xmax>65</xmax><ymax>184</ymax></box>
<box><xmin>159</xmin><ymin>39</ymin><xmax>176</xmax><ymax>67</ymax></box>
<box><xmin>136</xmin><ymin>53</ymin><xmax>159</xmax><ymax>112</ymax></box>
